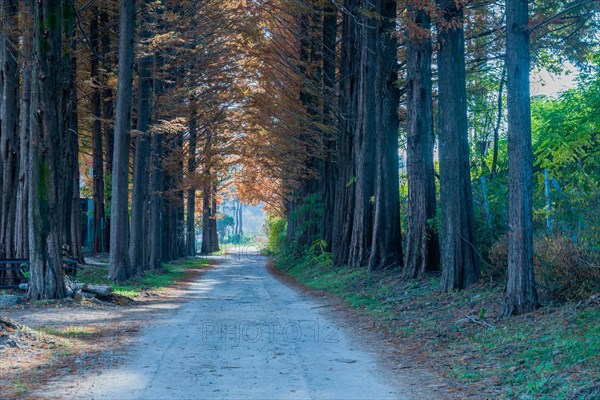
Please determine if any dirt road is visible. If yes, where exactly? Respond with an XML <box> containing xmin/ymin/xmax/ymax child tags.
<box><xmin>43</xmin><ymin>253</ymin><xmax>447</xmax><ymax>399</ymax></box>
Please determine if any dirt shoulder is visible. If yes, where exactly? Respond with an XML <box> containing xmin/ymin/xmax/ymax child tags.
<box><xmin>0</xmin><ymin>261</ymin><xmax>215</xmax><ymax>400</ymax></box>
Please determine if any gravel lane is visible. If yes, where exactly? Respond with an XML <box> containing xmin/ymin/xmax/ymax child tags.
<box><xmin>45</xmin><ymin>255</ymin><xmax>445</xmax><ymax>400</ymax></box>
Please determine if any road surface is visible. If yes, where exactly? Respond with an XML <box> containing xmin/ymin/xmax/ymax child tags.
<box><xmin>45</xmin><ymin>252</ymin><xmax>446</xmax><ymax>399</ymax></box>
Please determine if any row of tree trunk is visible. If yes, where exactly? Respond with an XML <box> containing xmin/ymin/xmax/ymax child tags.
<box><xmin>0</xmin><ymin>0</ymin><xmax>83</xmax><ymax>297</ymax></box>
<box><xmin>0</xmin><ymin>0</ymin><xmax>219</xmax><ymax>296</ymax></box>
<box><xmin>284</xmin><ymin>0</ymin><xmax>538</xmax><ymax>314</ymax></box>
<box><xmin>110</xmin><ymin>0</ymin><xmax>217</xmax><ymax>282</ymax></box>
<box><xmin>287</xmin><ymin>0</ymin><xmax>403</xmax><ymax>273</ymax></box>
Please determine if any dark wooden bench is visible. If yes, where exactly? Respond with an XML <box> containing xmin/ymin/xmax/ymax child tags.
<box><xmin>0</xmin><ymin>259</ymin><xmax>79</xmax><ymax>289</ymax></box>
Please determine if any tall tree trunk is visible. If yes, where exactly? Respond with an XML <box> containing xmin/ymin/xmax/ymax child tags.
<box><xmin>348</xmin><ymin>0</ymin><xmax>376</xmax><ymax>269</ymax></box>
<box><xmin>149</xmin><ymin>130</ymin><xmax>163</xmax><ymax>270</ymax></box>
<box><xmin>404</xmin><ymin>6</ymin><xmax>439</xmax><ymax>278</ymax></box>
<box><xmin>290</xmin><ymin>5</ymin><xmax>320</xmax><ymax>251</ymax></box>
<box><xmin>321</xmin><ymin>3</ymin><xmax>337</xmax><ymax>252</ymax></box>
<box><xmin>28</xmin><ymin>0</ymin><xmax>66</xmax><ymax>300</ymax></box>
<box><xmin>101</xmin><ymin>6</ymin><xmax>114</xmax><ymax>180</ymax></box>
<box><xmin>100</xmin><ymin>5</ymin><xmax>114</xmax><ymax>250</ymax></box>
<box><xmin>211</xmin><ymin>184</ymin><xmax>219</xmax><ymax>252</ymax></box>
<box><xmin>15</xmin><ymin>0</ymin><xmax>33</xmax><ymax>259</ymax></box>
<box><xmin>186</xmin><ymin>105</ymin><xmax>197</xmax><ymax>256</ymax></box>
<box><xmin>332</xmin><ymin>0</ymin><xmax>358</xmax><ymax>267</ymax></box>
<box><xmin>437</xmin><ymin>0</ymin><xmax>479</xmax><ymax>291</ymax></box>
<box><xmin>237</xmin><ymin>202</ymin><xmax>243</xmax><ymax>237</ymax></box>
<box><xmin>129</xmin><ymin>4</ymin><xmax>153</xmax><ymax>273</ymax></box>
<box><xmin>201</xmin><ymin>186</ymin><xmax>213</xmax><ymax>254</ymax></box>
<box><xmin>176</xmin><ymin>133</ymin><xmax>186</xmax><ymax>258</ymax></box>
<box><xmin>0</xmin><ymin>0</ymin><xmax>19</xmax><ymax>266</ymax></box>
<box><xmin>90</xmin><ymin>9</ymin><xmax>107</xmax><ymax>254</ymax></box>
<box><xmin>109</xmin><ymin>0</ymin><xmax>136</xmax><ymax>283</ymax></box>
<box><xmin>491</xmin><ymin>67</ymin><xmax>506</xmax><ymax>177</ymax></box>
<box><xmin>502</xmin><ymin>0</ymin><xmax>539</xmax><ymax>316</ymax></box>
<box><xmin>63</xmin><ymin>12</ymin><xmax>84</xmax><ymax>263</ymax></box>
<box><xmin>200</xmin><ymin>180</ymin><xmax>220</xmax><ymax>254</ymax></box>
<box><xmin>368</xmin><ymin>0</ymin><xmax>403</xmax><ymax>272</ymax></box>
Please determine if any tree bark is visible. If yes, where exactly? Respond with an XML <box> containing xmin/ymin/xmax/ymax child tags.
<box><xmin>491</xmin><ymin>67</ymin><xmax>506</xmax><ymax>177</ymax></box>
<box><xmin>185</xmin><ymin>103</ymin><xmax>197</xmax><ymax>256</ymax></box>
<box><xmin>129</xmin><ymin>3</ymin><xmax>153</xmax><ymax>273</ymax></box>
<box><xmin>176</xmin><ymin>133</ymin><xmax>186</xmax><ymax>258</ymax></box>
<box><xmin>109</xmin><ymin>0</ymin><xmax>136</xmax><ymax>283</ymax></box>
<box><xmin>437</xmin><ymin>0</ymin><xmax>479</xmax><ymax>291</ymax></box>
<box><xmin>332</xmin><ymin>0</ymin><xmax>358</xmax><ymax>268</ymax></box>
<box><xmin>129</xmin><ymin>59</ymin><xmax>152</xmax><ymax>273</ymax></box>
<box><xmin>101</xmin><ymin>6</ymin><xmax>114</xmax><ymax>181</ymax></box>
<box><xmin>100</xmin><ymin>5</ymin><xmax>114</xmax><ymax>250</ymax></box>
<box><xmin>90</xmin><ymin>9</ymin><xmax>107</xmax><ymax>254</ymax></box>
<box><xmin>62</xmin><ymin>12</ymin><xmax>84</xmax><ymax>263</ymax></box>
<box><xmin>502</xmin><ymin>0</ymin><xmax>539</xmax><ymax>316</ymax></box>
<box><xmin>149</xmin><ymin>130</ymin><xmax>163</xmax><ymax>270</ymax></box>
<box><xmin>201</xmin><ymin>186</ymin><xmax>214</xmax><ymax>254</ymax></box>
<box><xmin>404</xmin><ymin>6</ymin><xmax>439</xmax><ymax>278</ymax></box>
<box><xmin>321</xmin><ymin>3</ymin><xmax>337</xmax><ymax>252</ymax></box>
<box><xmin>211</xmin><ymin>184</ymin><xmax>220</xmax><ymax>252</ymax></box>
<box><xmin>28</xmin><ymin>0</ymin><xmax>67</xmax><ymax>300</ymax></box>
<box><xmin>368</xmin><ymin>0</ymin><xmax>403</xmax><ymax>272</ymax></box>
<box><xmin>348</xmin><ymin>0</ymin><xmax>376</xmax><ymax>269</ymax></box>
<box><xmin>0</xmin><ymin>0</ymin><xmax>19</xmax><ymax>265</ymax></box>
<box><xmin>15</xmin><ymin>0</ymin><xmax>33</xmax><ymax>260</ymax></box>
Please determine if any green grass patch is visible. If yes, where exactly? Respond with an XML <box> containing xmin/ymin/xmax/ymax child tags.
<box><xmin>37</xmin><ymin>326</ymin><xmax>99</xmax><ymax>339</ymax></box>
<box><xmin>77</xmin><ymin>257</ymin><xmax>212</xmax><ymax>298</ymax></box>
<box><xmin>274</xmin><ymin>251</ymin><xmax>600</xmax><ymax>399</ymax></box>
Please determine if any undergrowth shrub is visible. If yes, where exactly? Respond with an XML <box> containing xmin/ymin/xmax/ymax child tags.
<box><xmin>265</xmin><ymin>216</ymin><xmax>287</xmax><ymax>254</ymax></box>
<box><xmin>489</xmin><ymin>235</ymin><xmax>600</xmax><ymax>301</ymax></box>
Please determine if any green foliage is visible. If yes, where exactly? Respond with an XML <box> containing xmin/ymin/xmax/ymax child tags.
<box><xmin>308</xmin><ymin>239</ymin><xmax>332</xmax><ymax>267</ymax></box>
<box><xmin>217</xmin><ymin>214</ymin><xmax>235</xmax><ymax>240</ymax></box>
<box><xmin>531</xmin><ymin>71</ymin><xmax>600</xmax><ymax>244</ymax></box>
<box><xmin>264</xmin><ymin>216</ymin><xmax>287</xmax><ymax>254</ymax></box>
<box><xmin>470</xmin><ymin>65</ymin><xmax>600</xmax><ymax>271</ymax></box>
<box><xmin>286</xmin><ymin>193</ymin><xmax>324</xmax><ymax>255</ymax></box>
<box><xmin>345</xmin><ymin>176</ymin><xmax>357</xmax><ymax>187</ymax></box>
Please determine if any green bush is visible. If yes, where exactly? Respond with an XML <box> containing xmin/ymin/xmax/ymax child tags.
<box><xmin>265</xmin><ymin>216</ymin><xmax>287</xmax><ymax>254</ymax></box>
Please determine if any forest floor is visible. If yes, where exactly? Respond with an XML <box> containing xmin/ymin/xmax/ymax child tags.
<box><xmin>2</xmin><ymin>251</ymin><xmax>454</xmax><ymax>400</ymax></box>
<box><xmin>273</xmin><ymin>254</ymin><xmax>600</xmax><ymax>400</ymax></box>
<box><xmin>0</xmin><ymin>257</ymin><xmax>213</xmax><ymax>399</ymax></box>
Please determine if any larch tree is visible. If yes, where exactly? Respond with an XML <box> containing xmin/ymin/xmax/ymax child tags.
<box><xmin>502</xmin><ymin>0</ymin><xmax>539</xmax><ymax>316</ymax></box>
<box><xmin>0</xmin><ymin>0</ymin><xmax>19</xmax><ymax>268</ymax></box>
<box><xmin>109</xmin><ymin>0</ymin><xmax>135</xmax><ymax>283</ymax></box>
<box><xmin>90</xmin><ymin>7</ymin><xmax>107</xmax><ymax>254</ymax></box>
<box><xmin>186</xmin><ymin>101</ymin><xmax>198</xmax><ymax>256</ymax></box>
<box><xmin>149</xmin><ymin>127</ymin><xmax>164</xmax><ymax>270</ymax></box>
<box><xmin>437</xmin><ymin>0</ymin><xmax>479</xmax><ymax>291</ymax></box>
<box><xmin>320</xmin><ymin>1</ymin><xmax>337</xmax><ymax>251</ymax></box>
<box><xmin>367</xmin><ymin>0</ymin><xmax>403</xmax><ymax>272</ymax></box>
<box><xmin>332</xmin><ymin>0</ymin><xmax>359</xmax><ymax>268</ymax></box>
<box><xmin>404</xmin><ymin>0</ymin><xmax>439</xmax><ymax>279</ymax></box>
<box><xmin>348</xmin><ymin>0</ymin><xmax>377</xmax><ymax>269</ymax></box>
<box><xmin>14</xmin><ymin>0</ymin><xmax>33</xmax><ymax>260</ymax></box>
<box><xmin>28</xmin><ymin>0</ymin><xmax>67</xmax><ymax>299</ymax></box>
<box><xmin>130</xmin><ymin>0</ymin><xmax>154</xmax><ymax>274</ymax></box>
<box><xmin>61</xmin><ymin>5</ymin><xmax>84</xmax><ymax>264</ymax></box>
